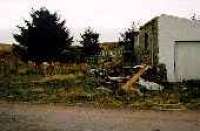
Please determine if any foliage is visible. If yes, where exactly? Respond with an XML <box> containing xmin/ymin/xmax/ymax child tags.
<box><xmin>0</xmin><ymin>68</ymin><xmax>199</xmax><ymax>109</ymax></box>
<box><xmin>80</xmin><ymin>27</ymin><xmax>101</xmax><ymax>57</ymax></box>
<box><xmin>119</xmin><ymin>22</ymin><xmax>138</xmax><ymax>65</ymax></box>
<box><xmin>83</xmin><ymin>77</ymin><xmax>98</xmax><ymax>93</ymax></box>
<box><xmin>12</xmin><ymin>44</ymin><xmax>28</xmax><ymax>62</ymax></box>
<box><xmin>13</xmin><ymin>7</ymin><xmax>73</xmax><ymax>62</ymax></box>
<box><xmin>180</xmin><ymin>80</ymin><xmax>200</xmax><ymax>103</ymax></box>
<box><xmin>58</xmin><ymin>46</ymin><xmax>84</xmax><ymax>63</ymax></box>
<box><xmin>135</xmin><ymin>46</ymin><xmax>151</xmax><ymax>65</ymax></box>
<box><xmin>141</xmin><ymin>63</ymin><xmax>167</xmax><ymax>83</ymax></box>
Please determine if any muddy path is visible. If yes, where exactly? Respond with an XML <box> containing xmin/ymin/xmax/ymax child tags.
<box><xmin>0</xmin><ymin>102</ymin><xmax>199</xmax><ymax>131</ymax></box>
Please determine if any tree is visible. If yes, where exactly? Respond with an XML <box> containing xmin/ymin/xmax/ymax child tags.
<box><xmin>119</xmin><ymin>22</ymin><xmax>138</xmax><ymax>65</ymax></box>
<box><xmin>13</xmin><ymin>7</ymin><xmax>73</xmax><ymax>62</ymax></box>
<box><xmin>80</xmin><ymin>27</ymin><xmax>100</xmax><ymax>57</ymax></box>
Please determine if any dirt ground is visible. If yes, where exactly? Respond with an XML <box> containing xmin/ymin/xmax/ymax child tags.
<box><xmin>0</xmin><ymin>102</ymin><xmax>199</xmax><ymax>131</ymax></box>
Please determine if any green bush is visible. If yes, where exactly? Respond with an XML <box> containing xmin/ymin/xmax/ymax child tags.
<box><xmin>180</xmin><ymin>80</ymin><xmax>200</xmax><ymax>103</ymax></box>
<box><xmin>141</xmin><ymin>63</ymin><xmax>167</xmax><ymax>83</ymax></box>
<box><xmin>83</xmin><ymin>77</ymin><xmax>98</xmax><ymax>93</ymax></box>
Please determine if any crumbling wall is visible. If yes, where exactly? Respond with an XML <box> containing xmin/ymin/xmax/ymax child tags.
<box><xmin>138</xmin><ymin>17</ymin><xmax>159</xmax><ymax>65</ymax></box>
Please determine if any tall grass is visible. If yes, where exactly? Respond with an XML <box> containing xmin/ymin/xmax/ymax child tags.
<box><xmin>0</xmin><ymin>60</ymin><xmax>199</xmax><ymax>109</ymax></box>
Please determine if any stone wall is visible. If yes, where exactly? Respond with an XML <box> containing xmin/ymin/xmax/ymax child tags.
<box><xmin>139</xmin><ymin>17</ymin><xmax>159</xmax><ymax>65</ymax></box>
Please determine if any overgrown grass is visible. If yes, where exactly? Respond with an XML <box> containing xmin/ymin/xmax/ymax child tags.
<box><xmin>0</xmin><ymin>62</ymin><xmax>199</xmax><ymax>110</ymax></box>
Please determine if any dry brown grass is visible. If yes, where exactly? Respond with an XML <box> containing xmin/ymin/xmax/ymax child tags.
<box><xmin>0</xmin><ymin>43</ymin><xmax>12</xmax><ymax>54</ymax></box>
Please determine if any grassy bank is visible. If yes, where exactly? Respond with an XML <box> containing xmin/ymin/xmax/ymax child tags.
<box><xmin>0</xmin><ymin>75</ymin><xmax>200</xmax><ymax>110</ymax></box>
<box><xmin>0</xmin><ymin>62</ymin><xmax>199</xmax><ymax>110</ymax></box>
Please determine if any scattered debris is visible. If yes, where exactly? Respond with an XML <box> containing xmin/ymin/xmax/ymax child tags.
<box><xmin>107</xmin><ymin>76</ymin><xmax>128</xmax><ymax>83</ymax></box>
<box><xmin>96</xmin><ymin>86</ymin><xmax>113</xmax><ymax>93</ymax></box>
<box><xmin>139</xmin><ymin>78</ymin><xmax>164</xmax><ymax>91</ymax></box>
<box><xmin>88</xmin><ymin>68</ymin><xmax>107</xmax><ymax>77</ymax></box>
<box><xmin>88</xmin><ymin>64</ymin><xmax>164</xmax><ymax>96</ymax></box>
<box><xmin>121</xmin><ymin>64</ymin><xmax>150</xmax><ymax>93</ymax></box>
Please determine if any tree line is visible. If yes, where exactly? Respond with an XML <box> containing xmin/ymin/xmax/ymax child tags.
<box><xmin>13</xmin><ymin>7</ymin><xmax>138</xmax><ymax>65</ymax></box>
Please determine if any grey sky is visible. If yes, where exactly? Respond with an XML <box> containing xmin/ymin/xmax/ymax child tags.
<box><xmin>0</xmin><ymin>0</ymin><xmax>200</xmax><ymax>43</ymax></box>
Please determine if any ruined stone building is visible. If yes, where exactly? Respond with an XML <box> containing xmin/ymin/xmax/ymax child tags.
<box><xmin>139</xmin><ymin>14</ymin><xmax>200</xmax><ymax>82</ymax></box>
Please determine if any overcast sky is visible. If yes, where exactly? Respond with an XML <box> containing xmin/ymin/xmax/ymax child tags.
<box><xmin>0</xmin><ymin>0</ymin><xmax>200</xmax><ymax>43</ymax></box>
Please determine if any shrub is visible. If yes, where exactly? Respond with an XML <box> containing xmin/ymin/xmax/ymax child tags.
<box><xmin>141</xmin><ymin>63</ymin><xmax>167</xmax><ymax>83</ymax></box>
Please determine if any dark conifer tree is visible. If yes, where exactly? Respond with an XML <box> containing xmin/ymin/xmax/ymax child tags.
<box><xmin>80</xmin><ymin>27</ymin><xmax>100</xmax><ymax>57</ymax></box>
<box><xmin>13</xmin><ymin>7</ymin><xmax>73</xmax><ymax>62</ymax></box>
